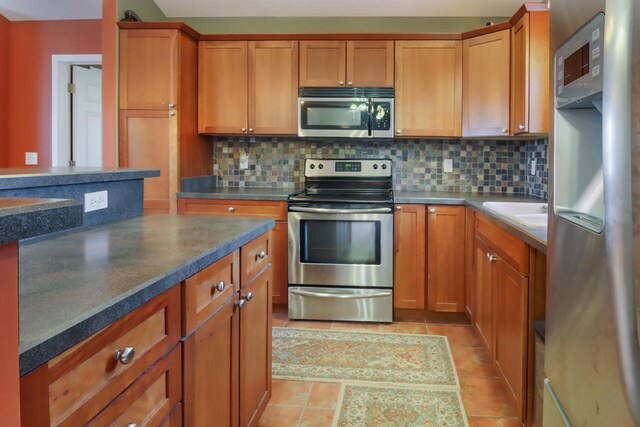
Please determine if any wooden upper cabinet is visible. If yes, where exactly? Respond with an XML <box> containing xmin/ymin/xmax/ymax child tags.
<box><xmin>299</xmin><ymin>40</ymin><xmax>393</xmax><ymax>87</ymax></box>
<box><xmin>249</xmin><ymin>41</ymin><xmax>299</xmax><ymax>135</ymax></box>
<box><xmin>426</xmin><ymin>205</ymin><xmax>465</xmax><ymax>312</ymax></box>
<box><xmin>199</xmin><ymin>41</ymin><xmax>249</xmax><ymax>134</ymax></box>
<box><xmin>299</xmin><ymin>41</ymin><xmax>346</xmax><ymax>87</ymax></box>
<box><xmin>120</xmin><ymin>29</ymin><xmax>178</xmax><ymax>110</ymax></box>
<box><xmin>199</xmin><ymin>40</ymin><xmax>298</xmax><ymax>135</ymax></box>
<box><xmin>346</xmin><ymin>41</ymin><xmax>394</xmax><ymax>87</ymax></box>
<box><xmin>511</xmin><ymin>11</ymin><xmax>549</xmax><ymax>135</ymax></box>
<box><xmin>395</xmin><ymin>40</ymin><xmax>462</xmax><ymax>137</ymax></box>
<box><xmin>462</xmin><ymin>29</ymin><xmax>511</xmax><ymax>137</ymax></box>
<box><xmin>393</xmin><ymin>204</ymin><xmax>426</xmax><ymax>310</ymax></box>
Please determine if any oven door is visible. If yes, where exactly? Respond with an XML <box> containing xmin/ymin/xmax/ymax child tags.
<box><xmin>288</xmin><ymin>207</ymin><xmax>393</xmax><ymax>288</ymax></box>
<box><xmin>298</xmin><ymin>97</ymin><xmax>371</xmax><ymax>137</ymax></box>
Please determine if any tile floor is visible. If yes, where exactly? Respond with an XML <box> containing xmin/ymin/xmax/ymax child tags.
<box><xmin>259</xmin><ymin>313</ymin><xmax>521</xmax><ymax>427</ymax></box>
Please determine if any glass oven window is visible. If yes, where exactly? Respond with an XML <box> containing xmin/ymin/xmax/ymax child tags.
<box><xmin>301</xmin><ymin>101</ymin><xmax>369</xmax><ymax>130</ymax></box>
<box><xmin>300</xmin><ymin>220</ymin><xmax>381</xmax><ymax>265</ymax></box>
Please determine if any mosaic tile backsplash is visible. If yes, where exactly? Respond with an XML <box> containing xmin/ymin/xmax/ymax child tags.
<box><xmin>212</xmin><ymin>137</ymin><xmax>548</xmax><ymax>199</ymax></box>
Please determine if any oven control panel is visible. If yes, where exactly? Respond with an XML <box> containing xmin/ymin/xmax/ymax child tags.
<box><xmin>305</xmin><ymin>159</ymin><xmax>392</xmax><ymax>178</ymax></box>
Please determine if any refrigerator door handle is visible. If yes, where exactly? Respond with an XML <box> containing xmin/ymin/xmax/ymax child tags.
<box><xmin>602</xmin><ymin>0</ymin><xmax>640</xmax><ymax>424</ymax></box>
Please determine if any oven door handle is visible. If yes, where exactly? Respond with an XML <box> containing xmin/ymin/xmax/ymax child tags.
<box><xmin>289</xmin><ymin>206</ymin><xmax>392</xmax><ymax>214</ymax></box>
<box><xmin>289</xmin><ymin>289</ymin><xmax>392</xmax><ymax>299</ymax></box>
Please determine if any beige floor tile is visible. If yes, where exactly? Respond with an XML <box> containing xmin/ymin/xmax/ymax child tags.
<box><xmin>270</xmin><ymin>379</ymin><xmax>313</xmax><ymax>406</ymax></box>
<box><xmin>298</xmin><ymin>408</ymin><xmax>335</xmax><ymax>427</ymax></box>
<box><xmin>307</xmin><ymin>382</ymin><xmax>342</xmax><ymax>409</ymax></box>
<box><xmin>257</xmin><ymin>405</ymin><xmax>303</xmax><ymax>427</ymax></box>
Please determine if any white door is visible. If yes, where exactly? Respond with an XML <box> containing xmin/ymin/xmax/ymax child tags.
<box><xmin>72</xmin><ymin>65</ymin><xmax>102</xmax><ymax>167</ymax></box>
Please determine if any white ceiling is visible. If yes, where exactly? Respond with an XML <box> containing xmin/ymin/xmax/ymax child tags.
<box><xmin>0</xmin><ymin>0</ymin><xmax>101</xmax><ymax>20</ymax></box>
<box><xmin>0</xmin><ymin>0</ymin><xmax>534</xmax><ymax>21</ymax></box>
<box><xmin>153</xmin><ymin>0</ymin><xmax>528</xmax><ymax>18</ymax></box>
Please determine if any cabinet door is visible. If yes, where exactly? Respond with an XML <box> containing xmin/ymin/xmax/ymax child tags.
<box><xmin>426</xmin><ymin>206</ymin><xmax>465</xmax><ymax>312</ymax></box>
<box><xmin>510</xmin><ymin>14</ymin><xmax>529</xmax><ymax>135</ymax></box>
<box><xmin>249</xmin><ymin>41</ymin><xmax>298</xmax><ymax>135</ymax></box>
<box><xmin>199</xmin><ymin>41</ymin><xmax>248</xmax><ymax>134</ymax></box>
<box><xmin>395</xmin><ymin>41</ymin><xmax>462</xmax><ymax>137</ymax></box>
<box><xmin>474</xmin><ymin>237</ymin><xmax>496</xmax><ymax>357</ymax></box>
<box><xmin>271</xmin><ymin>222</ymin><xmax>289</xmax><ymax>305</ymax></box>
<box><xmin>495</xmin><ymin>259</ymin><xmax>528</xmax><ymax>419</ymax></box>
<box><xmin>299</xmin><ymin>41</ymin><xmax>346</xmax><ymax>87</ymax></box>
<box><xmin>120</xmin><ymin>29</ymin><xmax>178</xmax><ymax>110</ymax></box>
<box><xmin>511</xmin><ymin>12</ymin><xmax>549</xmax><ymax>135</ymax></box>
<box><xmin>239</xmin><ymin>267</ymin><xmax>273</xmax><ymax>426</ymax></box>
<box><xmin>119</xmin><ymin>110</ymin><xmax>177</xmax><ymax>214</ymax></box>
<box><xmin>393</xmin><ymin>204</ymin><xmax>426</xmax><ymax>309</ymax></box>
<box><xmin>346</xmin><ymin>41</ymin><xmax>394</xmax><ymax>87</ymax></box>
<box><xmin>462</xmin><ymin>29</ymin><xmax>510</xmax><ymax>137</ymax></box>
<box><xmin>464</xmin><ymin>208</ymin><xmax>476</xmax><ymax>321</ymax></box>
<box><xmin>183</xmin><ymin>295</ymin><xmax>239</xmax><ymax>427</ymax></box>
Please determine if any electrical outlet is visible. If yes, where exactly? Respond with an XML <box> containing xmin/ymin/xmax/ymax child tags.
<box><xmin>239</xmin><ymin>150</ymin><xmax>249</xmax><ymax>170</ymax></box>
<box><xmin>530</xmin><ymin>158</ymin><xmax>537</xmax><ymax>176</ymax></box>
<box><xmin>443</xmin><ymin>159</ymin><xmax>453</xmax><ymax>173</ymax></box>
<box><xmin>84</xmin><ymin>190</ymin><xmax>108</xmax><ymax>212</ymax></box>
<box><xmin>25</xmin><ymin>152</ymin><xmax>38</xmax><ymax>165</ymax></box>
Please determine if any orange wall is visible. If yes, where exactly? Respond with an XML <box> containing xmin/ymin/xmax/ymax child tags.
<box><xmin>102</xmin><ymin>0</ymin><xmax>118</xmax><ymax>167</ymax></box>
<box><xmin>0</xmin><ymin>242</ymin><xmax>20</xmax><ymax>427</ymax></box>
<box><xmin>7</xmin><ymin>20</ymin><xmax>101</xmax><ymax>167</ymax></box>
<box><xmin>0</xmin><ymin>15</ymin><xmax>9</xmax><ymax>167</ymax></box>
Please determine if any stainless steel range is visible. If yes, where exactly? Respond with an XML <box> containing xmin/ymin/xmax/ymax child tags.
<box><xmin>288</xmin><ymin>159</ymin><xmax>393</xmax><ymax>323</ymax></box>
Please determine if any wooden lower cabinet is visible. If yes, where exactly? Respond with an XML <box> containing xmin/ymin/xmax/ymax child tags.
<box><xmin>183</xmin><ymin>295</ymin><xmax>240</xmax><ymax>427</ymax></box>
<box><xmin>426</xmin><ymin>206</ymin><xmax>465</xmax><ymax>312</ymax></box>
<box><xmin>393</xmin><ymin>204</ymin><xmax>426</xmax><ymax>309</ymax></box>
<box><xmin>474</xmin><ymin>236</ymin><xmax>496</xmax><ymax>357</ymax></box>
<box><xmin>239</xmin><ymin>267</ymin><xmax>273</xmax><ymax>426</ymax></box>
<box><xmin>464</xmin><ymin>208</ymin><xmax>476</xmax><ymax>321</ymax></box>
<box><xmin>495</xmin><ymin>258</ymin><xmax>528</xmax><ymax>419</ymax></box>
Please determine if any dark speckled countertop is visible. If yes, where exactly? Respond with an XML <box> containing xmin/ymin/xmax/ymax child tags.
<box><xmin>0</xmin><ymin>198</ymin><xmax>82</xmax><ymax>243</ymax></box>
<box><xmin>178</xmin><ymin>187</ymin><xmax>299</xmax><ymax>201</ymax></box>
<box><xmin>19</xmin><ymin>215</ymin><xmax>274</xmax><ymax>376</ymax></box>
<box><xmin>0</xmin><ymin>167</ymin><xmax>159</xmax><ymax>189</ymax></box>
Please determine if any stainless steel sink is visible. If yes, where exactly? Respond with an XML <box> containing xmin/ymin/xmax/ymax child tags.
<box><xmin>482</xmin><ymin>202</ymin><xmax>548</xmax><ymax>228</ymax></box>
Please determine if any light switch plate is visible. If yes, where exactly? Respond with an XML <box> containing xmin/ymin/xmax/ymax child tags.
<box><xmin>443</xmin><ymin>159</ymin><xmax>453</xmax><ymax>173</ymax></box>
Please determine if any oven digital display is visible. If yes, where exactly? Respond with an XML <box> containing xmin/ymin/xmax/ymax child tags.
<box><xmin>564</xmin><ymin>43</ymin><xmax>590</xmax><ymax>86</ymax></box>
<box><xmin>335</xmin><ymin>162</ymin><xmax>361</xmax><ymax>172</ymax></box>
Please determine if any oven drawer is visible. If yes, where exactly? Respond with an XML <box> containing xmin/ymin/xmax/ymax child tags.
<box><xmin>288</xmin><ymin>287</ymin><xmax>393</xmax><ymax>323</ymax></box>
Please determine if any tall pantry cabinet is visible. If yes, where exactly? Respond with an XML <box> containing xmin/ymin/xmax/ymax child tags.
<box><xmin>119</xmin><ymin>24</ymin><xmax>212</xmax><ymax>214</ymax></box>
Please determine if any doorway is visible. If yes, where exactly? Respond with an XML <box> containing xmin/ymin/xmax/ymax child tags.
<box><xmin>51</xmin><ymin>54</ymin><xmax>102</xmax><ymax>167</ymax></box>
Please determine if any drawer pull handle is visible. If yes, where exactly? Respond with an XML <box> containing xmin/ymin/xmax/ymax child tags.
<box><xmin>228</xmin><ymin>207</ymin><xmax>235</xmax><ymax>213</ymax></box>
<box><xmin>215</xmin><ymin>281</ymin><xmax>226</xmax><ymax>292</ymax></box>
<box><xmin>257</xmin><ymin>250</ymin><xmax>266</xmax><ymax>260</ymax></box>
<box><xmin>114</xmin><ymin>346</ymin><xmax>135</xmax><ymax>365</ymax></box>
<box><xmin>236</xmin><ymin>299</ymin><xmax>246</xmax><ymax>309</ymax></box>
<box><xmin>243</xmin><ymin>292</ymin><xmax>253</xmax><ymax>302</ymax></box>
<box><xmin>126</xmin><ymin>424</ymin><xmax>137</xmax><ymax>427</ymax></box>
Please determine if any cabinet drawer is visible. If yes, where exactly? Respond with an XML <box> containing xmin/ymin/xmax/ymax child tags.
<box><xmin>476</xmin><ymin>215</ymin><xmax>529</xmax><ymax>276</ymax></box>
<box><xmin>183</xmin><ymin>250</ymin><xmax>240</xmax><ymax>335</ymax></box>
<box><xmin>88</xmin><ymin>344</ymin><xmax>182</xmax><ymax>426</ymax></box>
<box><xmin>178</xmin><ymin>199</ymin><xmax>288</xmax><ymax>221</ymax></box>
<box><xmin>241</xmin><ymin>232</ymin><xmax>272</xmax><ymax>285</ymax></box>
<box><xmin>47</xmin><ymin>287</ymin><xmax>181</xmax><ymax>426</ymax></box>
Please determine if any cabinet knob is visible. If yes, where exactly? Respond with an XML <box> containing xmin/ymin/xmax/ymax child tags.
<box><xmin>430</xmin><ymin>208</ymin><xmax>436</xmax><ymax>214</ymax></box>
<box><xmin>486</xmin><ymin>252</ymin><xmax>498</xmax><ymax>262</ymax></box>
<box><xmin>168</xmin><ymin>103</ymin><xmax>175</xmax><ymax>109</ymax></box>
<box><xmin>114</xmin><ymin>346</ymin><xmax>135</xmax><ymax>365</ymax></box>
<box><xmin>257</xmin><ymin>250</ymin><xmax>266</xmax><ymax>260</ymax></box>
<box><xmin>395</xmin><ymin>206</ymin><xmax>401</xmax><ymax>211</ymax></box>
<box><xmin>339</xmin><ymin>80</ymin><xmax>345</xmax><ymax>86</ymax></box>
<box><xmin>126</xmin><ymin>424</ymin><xmax>137</xmax><ymax>427</ymax></box>
<box><xmin>215</xmin><ymin>281</ymin><xmax>225</xmax><ymax>292</ymax></box>
<box><xmin>241</xmin><ymin>127</ymin><xmax>246</xmax><ymax>132</ymax></box>
<box><xmin>249</xmin><ymin>128</ymin><xmax>254</xmax><ymax>133</ymax></box>
<box><xmin>243</xmin><ymin>292</ymin><xmax>253</xmax><ymax>302</ymax></box>
<box><xmin>518</xmin><ymin>124</ymin><xmax>525</xmax><ymax>130</ymax></box>
<box><xmin>168</xmin><ymin>111</ymin><xmax>176</xmax><ymax>117</ymax></box>
<box><xmin>501</xmin><ymin>128</ymin><xmax>508</xmax><ymax>134</ymax></box>
<box><xmin>347</xmin><ymin>81</ymin><xmax>353</xmax><ymax>86</ymax></box>
<box><xmin>228</xmin><ymin>207</ymin><xmax>235</xmax><ymax>213</ymax></box>
<box><xmin>236</xmin><ymin>299</ymin><xmax>246</xmax><ymax>309</ymax></box>
<box><xmin>396</xmin><ymin>129</ymin><xmax>402</xmax><ymax>135</ymax></box>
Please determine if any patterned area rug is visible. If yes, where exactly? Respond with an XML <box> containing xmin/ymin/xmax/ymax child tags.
<box><xmin>272</xmin><ymin>327</ymin><xmax>459</xmax><ymax>388</ymax></box>
<box><xmin>334</xmin><ymin>384</ymin><xmax>468</xmax><ymax>427</ymax></box>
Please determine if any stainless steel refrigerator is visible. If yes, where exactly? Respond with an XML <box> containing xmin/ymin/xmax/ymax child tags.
<box><xmin>546</xmin><ymin>0</ymin><xmax>640</xmax><ymax>425</ymax></box>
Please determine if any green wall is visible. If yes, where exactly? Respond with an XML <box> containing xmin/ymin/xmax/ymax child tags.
<box><xmin>117</xmin><ymin>0</ymin><xmax>507</xmax><ymax>34</ymax></box>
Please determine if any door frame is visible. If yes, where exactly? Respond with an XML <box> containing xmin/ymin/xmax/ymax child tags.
<box><xmin>51</xmin><ymin>54</ymin><xmax>102</xmax><ymax>167</ymax></box>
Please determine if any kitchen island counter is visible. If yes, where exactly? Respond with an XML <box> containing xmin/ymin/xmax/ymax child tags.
<box><xmin>0</xmin><ymin>198</ymin><xmax>82</xmax><ymax>244</ymax></box>
<box><xmin>19</xmin><ymin>214</ymin><xmax>274</xmax><ymax>376</ymax></box>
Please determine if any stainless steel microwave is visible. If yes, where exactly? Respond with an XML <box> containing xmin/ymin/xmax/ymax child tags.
<box><xmin>298</xmin><ymin>88</ymin><xmax>394</xmax><ymax>138</ymax></box>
